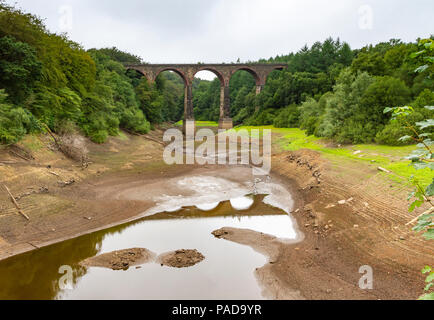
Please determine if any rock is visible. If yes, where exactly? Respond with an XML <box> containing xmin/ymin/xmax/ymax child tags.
<box><xmin>80</xmin><ymin>248</ymin><xmax>155</xmax><ymax>270</ymax></box>
<box><xmin>353</xmin><ymin>150</ymin><xmax>362</xmax><ymax>155</ymax></box>
<box><xmin>158</xmin><ymin>249</ymin><xmax>205</xmax><ymax>268</ymax></box>
<box><xmin>338</xmin><ymin>200</ymin><xmax>346</xmax><ymax>205</ymax></box>
<box><xmin>354</xmin><ymin>224</ymin><xmax>359</xmax><ymax>228</ymax></box>
<box><xmin>399</xmin><ymin>236</ymin><xmax>406</xmax><ymax>241</ymax></box>
<box><xmin>58</xmin><ymin>178</ymin><xmax>75</xmax><ymax>188</ymax></box>
<box><xmin>377</xmin><ymin>167</ymin><xmax>391</xmax><ymax>174</ymax></box>
<box><xmin>304</xmin><ymin>204</ymin><xmax>313</xmax><ymax>211</ymax></box>
<box><xmin>325</xmin><ymin>204</ymin><xmax>336</xmax><ymax>209</ymax></box>
<box><xmin>212</xmin><ymin>229</ymin><xmax>229</xmax><ymax>238</ymax></box>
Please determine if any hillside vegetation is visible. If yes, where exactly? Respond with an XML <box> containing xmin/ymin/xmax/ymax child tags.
<box><xmin>0</xmin><ymin>2</ymin><xmax>183</xmax><ymax>144</ymax></box>
<box><xmin>0</xmin><ymin>1</ymin><xmax>432</xmax><ymax>149</ymax></box>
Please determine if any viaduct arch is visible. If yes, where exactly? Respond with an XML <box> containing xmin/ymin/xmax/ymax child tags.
<box><xmin>125</xmin><ymin>63</ymin><xmax>287</xmax><ymax>131</ymax></box>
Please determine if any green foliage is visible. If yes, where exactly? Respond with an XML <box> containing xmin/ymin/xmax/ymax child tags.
<box><xmin>193</xmin><ymin>78</ymin><xmax>221</xmax><ymax>121</ymax></box>
<box><xmin>90</xmin><ymin>47</ymin><xmax>142</xmax><ymax>65</ymax></box>
<box><xmin>0</xmin><ymin>3</ymin><xmax>157</xmax><ymax>144</ymax></box>
<box><xmin>245</xmin><ymin>109</ymin><xmax>276</xmax><ymax>126</ymax></box>
<box><xmin>0</xmin><ymin>1</ymin><xmax>432</xmax><ymax>156</ymax></box>
<box><xmin>220</xmin><ymin>37</ymin><xmax>432</xmax><ymax>148</ymax></box>
<box><xmin>419</xmin><ymin>266</ymin><xmax>434</xmax><ymax>300</ymax></box>
<box><xmin>273</xmin><ymin>105</ymin><xmax>300</xmax><ymax>128</ymax></box>
<box><xmin>0</xmin><ymin>89</ymin><xmax>33</xmax><ymax>144</ymax></box>
<box><xmin>299</xmin><ymin>93</ymin><xmax>331</xmax><ymax>136</ymax></box>
<box><xmin>383</xmin><ymin>39</ymin><xmax>434</xmax><ymax>300</ymax></box>
<box><xmin>0</xmin><ymin>35</ymin><xmax>41</xmax><ymax>103</ymax></box>
<box><xmin>315</xmin><ymin>70</ymin><xmax>374</xmax><ymax>142</ymax></box>
<box><xmin>135</xmin><ymin>77</ymin><xmax>163</xmax><ymax>124</ymax></box>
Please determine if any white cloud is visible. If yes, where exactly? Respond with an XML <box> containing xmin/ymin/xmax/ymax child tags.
<box><xmin>5</xmin><ymin>0</ymin><xmax>433</xmax><ymax>66</ymax></box>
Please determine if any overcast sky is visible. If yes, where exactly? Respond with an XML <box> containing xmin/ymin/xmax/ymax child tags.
<box><xmin>6</xmin><ymin>0</ymin><xmax>433</xmax><ymax>79</ymax></box>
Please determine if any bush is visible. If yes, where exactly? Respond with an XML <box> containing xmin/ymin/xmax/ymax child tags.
<box><xmin>376</xmin><ymin>121</ymin><xmax>412</xmax><ymax>145</ymax></box>
<box><xmin>273</xmin><ymin>105</ymin><xmax>300</xmax><ymax>128</ymax></box>
<box><xmin>246</xmin><ymin>109</ymin><xmax>275</xmax><ymax>126</ymax></box>
<box><xmin>376</xmin><ymin>89</ymin><xmax>433</xmax><ymax>145</ymax></box>
<box><xmin>336</xmin><ymin>120</ymin><xmax>378</xmax><ymax>144</ymax></box>
<box><xmin>120</xmin><ymin>108</ymin><xmax>150</xmax><ymax>134</ymax></box>
<box><xmin>0</xmin><ymin>90</ymin><xmax>32</xmax><ymax>144</ymax></box>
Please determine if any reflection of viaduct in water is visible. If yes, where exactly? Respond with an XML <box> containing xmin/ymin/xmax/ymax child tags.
<box><xmin>125</xmin><ymin>63</ymin><xmax>287</xmax><ymax>131</ymax></box>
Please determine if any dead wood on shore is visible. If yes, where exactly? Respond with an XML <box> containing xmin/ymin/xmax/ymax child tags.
<box><xmin>3</xmin><ymin>185</ymin><xmax>30</xmax><ymax>221</ymax></box>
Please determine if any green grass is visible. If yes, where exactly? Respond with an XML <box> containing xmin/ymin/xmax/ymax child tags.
<box><xmin>237</xmin><ymin>125</ymin><xmax>433</xmax><ymax>188</ymax></box>
<box><xmin>20</xmin><ymin>134</ymin><xmax>44</xmax><ymax>152</ymax></box>
<box><xmin>175</xmin><ymin>120</ymin><xmax>219</xmax><ymax>127</ymax></box>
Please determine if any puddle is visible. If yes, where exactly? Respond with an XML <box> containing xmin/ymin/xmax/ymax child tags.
<box><xmin>0</xmin><ymin>177</ymin><xmax>298</xmax><ymax>300</ymax></box>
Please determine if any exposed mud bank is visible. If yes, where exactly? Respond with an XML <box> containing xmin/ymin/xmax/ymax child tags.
<box><xmin>212</xmin><ymin>227</ymin><xmax>304</xmax><ymax>300</ymax></box>
<box><xmin>0</xmin><ymin>162</ymin><xmax>298</xmax><ymax>260</ymax></box>
<box><xmin>1</xmin><ymin>131</ymin><xmax>432</xmax><ymax>300</ymax></box>
<box><xmin>266</xmin><ymin>150</ymin><xmax>433</xmax><ymax>299</ymax></box>
<box><xmin>158</xmin><ymin>249</ymin><xmax>205</xmax><ymax>268</ymax></box>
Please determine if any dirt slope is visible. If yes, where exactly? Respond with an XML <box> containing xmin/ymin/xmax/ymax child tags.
<box><xmin>0</xmin><ymin>129</ymin><xmax>432</xmax><ymax>299</ymax></box>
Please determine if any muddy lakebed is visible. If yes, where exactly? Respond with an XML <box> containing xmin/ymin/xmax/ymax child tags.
<box><xmin>0</xmin><ymin>168</ymin><xmax>301</xmax><ymax>300</ymax></box>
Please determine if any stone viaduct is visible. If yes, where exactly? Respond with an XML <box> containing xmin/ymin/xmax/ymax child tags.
<box><xmin>125</xmin><ymin>63</ymin><xmax>287</xmax><ymax>131</ymax></box>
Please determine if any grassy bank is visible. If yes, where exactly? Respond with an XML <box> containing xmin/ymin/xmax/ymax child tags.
<box><xmin>175</xmin><ymin>120</ymin><xmax>219</xmax><ymax>127</ymax></box>
<box><xmin>237</xmin><ymin>125</ymin><xmax>433</xmax><ymax>188</ymax></box>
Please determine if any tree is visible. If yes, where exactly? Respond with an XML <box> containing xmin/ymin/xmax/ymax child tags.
<box><xmin>135</xmin><ymin>78</ymin><xmax>163</xmax><ymax>124</ymax></box>
<box><xmin>0</xmin><ymin>90</ymin><xmax>33</xmax><ymax>144</ymax></box>
<box><xmin>0</xmin><ymin>35</ymin><xmax>41</xmax><ymax>103</ymax></box>
<box><xmin>384</xmin><ymin>38</ymin><xmax>434</xmax><ymax>300</ymax></box>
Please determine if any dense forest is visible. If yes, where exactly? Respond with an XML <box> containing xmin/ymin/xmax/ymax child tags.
<box><xmin>196</xmin><ymin>38</ymin><xmax>433</xmax><ymax>145</ymax></box>
<box><xmin>0</xmin><ymin>2</ymin><xmax>432</xmax><ymax>146</ymax></box>
<box><xmin>0</xmin><ymin>2</ymin><xmax>184</xmax><ymax>144</ymax></box>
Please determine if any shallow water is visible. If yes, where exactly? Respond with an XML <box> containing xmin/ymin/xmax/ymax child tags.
<box><xmin>0</xmin><ymin>195</ymin><xmax>296</xmax><ymax>300</ymax></box>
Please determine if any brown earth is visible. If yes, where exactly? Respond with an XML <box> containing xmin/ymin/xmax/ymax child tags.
<box><xmin>0</xmin><ymin>127</ymin><xmax>432</xmax><ymax>300</ymax></box>
<box><xmin>80</xmin><ymin>248</ymin><xmax>155</xmax><ymax>270</ymax></box>
<box><xmin>158</xmin><ymin>249</ymin><xmax>205</xmax><ymax>268</ymax></box>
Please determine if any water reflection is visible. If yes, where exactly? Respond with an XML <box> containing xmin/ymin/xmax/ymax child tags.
<box><xmin>0</xmin><ymin>195</ymin><xmax>295</xmax><ymax>300</ymax></box>
<box><xmin>230</xmin><ymin>196</ymin><xmax>255</xmax><ymax>211</ymax></box>
<box><xmin>195</xmin><ymin>202</ymin><xmax>220</xmax><ymax>211</ymax></box>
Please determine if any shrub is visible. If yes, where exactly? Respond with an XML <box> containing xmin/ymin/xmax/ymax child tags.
<box><xmin>273</xmin><ymin>104</ymin><xmax>300</xmax><ymax>128</ymax></box>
